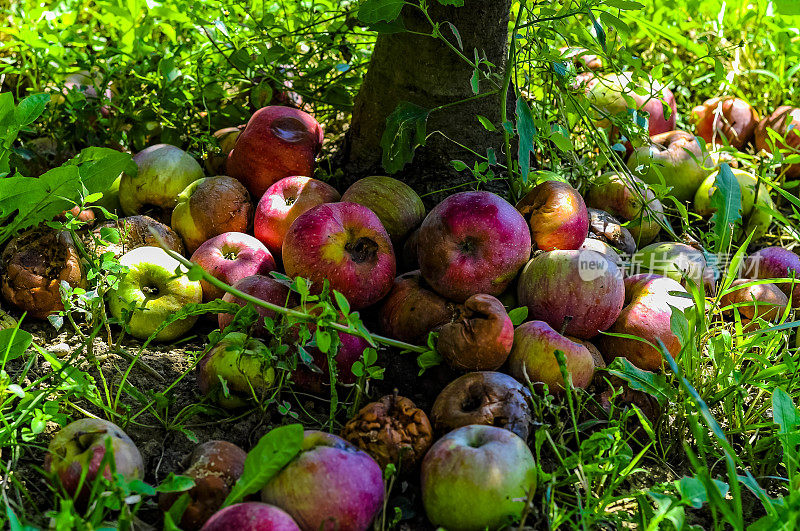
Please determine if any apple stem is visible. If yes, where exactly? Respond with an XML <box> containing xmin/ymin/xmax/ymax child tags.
<box><xmin>151</xmin><ymin>231</ymin><xmax>429</xmax><ymax>354</ymax></box>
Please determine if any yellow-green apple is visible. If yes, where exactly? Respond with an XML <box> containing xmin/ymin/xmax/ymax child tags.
<box><xmin>585</xmin><ymin>172</ymin><xmax>665</xmax><ymax>245</ymax></box>
<box><xmin>253</xmin><ymin>176</ymin><xmax>340</xmax><ymax>257</ymax></box>
<box><xmin>260</xmin><ymin>431</ymin><xmax>384</xmax><ymax>531</ymax></box>
<box><xmin>585</xmin><ymin>72</ymin><xmax>677</xmax><ymax>136</ymax></box>
<box><xmin>282</xmin><ymin>202</ymin><xmax>395</xmax><ymax>309</ymax></box>
<box><xmin>437</xmin><ymin>294</ymin><xmax>513</xmax><ymax>371</ymax></box>
<box><xmin>517</xmin><ymin>250</ymin><xmax>624</xmax><ymax>339</ymax></box>
<box><xmin>197</xmin><ymin>332</ymin><xmax>276</xmax><ymax>408</ymax></box>
<box><xmin>418</xmin><ymin>191</ymin><xmax>531</xmax><ymax>302</ymax></box>
<box><xmin>119</xmin><ymin>144</ymin><xmax>205</xmax><ymax>221</ymax></box>
<box><xmin>507</xmin><ymin>320</ymin><xmax>595</xmax><ymax>393</ymax></box>
<box><xmin>694</xmin><ymin>167</ymin><xmax>774</xmax><ymax>241</ymax></box>
<box><xmin>755</xmin><ymin>106</ymin><xmax>800</xmax><ymax>178</ymax></box>
<box><xmin>743</xmin><ymin>247</ymin><xmax>800</xmax><ymax>307</ymax></box>
<box><xmin>159</xmin><ymin>441</ymin><xmax>247</xmax><ymax>530</ymax></box>
<box><xmin>108</xmin><ymin>246</ymin><xmax>203</xmax><ymax>341</ymax></box>
<box><xmin>227</xmin><ymin>106</ymin><xmax>324</xmax><ymax>200</ymax></box>
<box><xmin>1</xmin><ymin>229</ymin><xmax>85</xmax><ymax>319</ymax></box>
<box><xmin>204</xmin><ymin>126</ymin><xmax>244</xmax><ymax>175</ymax></box>
<box><xmin>201</xmin><ymin>503</ymin><xmax>300</xmax><ymax>531</ymax></box>
<box><xmin>598</xmin><ymin>274</ymin><xmax>694</xmax><ymax>371</ymax></box>
<box><xmin>420</xmin><ymin>425</ymin><xmax>536</xmax><ymax>531</ymax></box>
<box><xmin>44</xmin><ymin>418</ymin><xmax>143</xmax><ymax>501</ymax></box>
<box><xmin>692</xmin><ymin>97</ymin><xmax>759</xmax><ymax>149</ymax></box>
<box><xmin>378</xmin><ymin>270</ymin><xmax>462</xmax><ymax>344</ymax></box>
<box><xmin>630</xmin><ymin>242</ymin><xmax>716</xmax><ymax>293</ymax></box>
<box><xmin>190</xmin><ymin>233</ymin><xmax>276</xmax><ymax>302</ymax></box>
<box><xmin>218</xmin><ymin>275</ymin><xmax>295</xmax><ymax>336</ymax></box>
<box><xmin>515</xmin><ymin>180</ymin><xmax>588</xmax><ymax>250</ymax></box>
<box><xmin>720</xmin><ymin>279</ymin><xmax>788</xmax><ymax>324</ymax></box>
<box><xmin>341</xmin><ymin>176</ymin><xmax>426</xmax><ymax>246</ymax></box>
<box><xmin>430</xmin><ymin>371</ymin><xmax>532</xmax><ymax>440</ymax></box>
<box><xmin>171</xmin><ymin>176</ymin><xmax>253</xmax><ymax>253</ymax></box>
<box><xmin>627</xmin><ymin>130</ymin><xmax>712</xmax><ymax>202</ymax></box>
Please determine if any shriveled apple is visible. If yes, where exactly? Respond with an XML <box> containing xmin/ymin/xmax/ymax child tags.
<box><xmin>171</xmin><ymin>176</ymin><xmax>253</xmax><ymax>254</ymax></box>
<box><xmin>437</xmin><ymin>294</ymin><xmax>514</xmax><ymax>371</ymax></box>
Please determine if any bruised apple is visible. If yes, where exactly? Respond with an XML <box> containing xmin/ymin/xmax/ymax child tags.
<box><xmin>171</xmin><ymin>176</ymin><xmax>253</xmax><ymax>254</ymax></box>
<box><xmin>507</xmin><ymin>320</ymin><xmax>595</xmax><ymax>393</ymax></box>
<box><xmin>515</xmin><ymin>180</ymin><xmax>588</xmax><ymax>250</ymax></box>
<box><xmin>691</xmin><ymin>97</ymin><xmax>759</xmax><ymax>149</ymax></box>
<box><xmin>218</xmin><ymin>275</ymin><xmax>295</xmax><ymax>336</ymax></box>
<box><xmin>743</xmin><ymin>247</ymin><xmax>800</xmax><ymax>307</ymax></box>
<box><xmin>754</xmin><ymin>106</ymin><xmax>800</xmax><ymax>178</ymax></box>
<box><xmin>378</xmin><ymin>270</ymin><xmax>462</xmax><ymax>344</ymax></box>
<box><xmin>119</xmin><ymin>144</ymin><xmax>205</xmax><ymax>221</ymax></box>
<box><xmin>517</xmin><ymin>250</ymin><xmax>624</xmax><ymax>339</ymax></box>
<box><xmin>437</xmin><ymin>294</ymin><xmax>513</xmax><ymax>371</ymax></box>
<box><xmin>341</xmin><ymin>176</ymin><xmax>426</xmax><ymax>246</ymax></box>
<box><xmin>585</xmin><ymin>172</ymin><xmax>665</xmax><ymax>245</ymax></box>
<box><xmin>599</xmin><ymin>274</ymin><xmax>694</xmax><ymax>371</ymax></box>
<box><xmin>720</xmin><ymin>279</ymin><xmax>788</xmax><ymax>324</ymax></box>
<box><xmin>44</xmin><ymin>418</ymin><xmax>143</xmax><ymax>502</ymax></box>
<box><xmin>227</xmin><ymin>106</ymin><xmax>324</xmax><ymax>200</ymax></box>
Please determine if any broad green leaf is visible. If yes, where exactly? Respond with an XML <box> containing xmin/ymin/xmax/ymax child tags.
<box><xmin>380</xmin><ymin>102</ymin><xmax>430</xmax><ymax>174</ymax></box>
<box><xmin>14</xmin><ymin>93</ymin><xmax>50</xmax><ymax>126</ymax></box>
<box><xmin>709</xmin><ymin>163</ymin><xmax>742</xmax><ymax>254</ymax></box>
<box><xmin>358</xmin><ymin>0</ymin><xmax>404</xmax><ymax>23</ymax></box>
<box><xmin>223</xmin><ymin>424</ymin><xmax>304</xmax><ymax>507</ymax></box>
<box><xmin>515</xmin><ymin>95</ymin><xmax>536</xmax><ymax>184</ymax></box>
<box><xmin>0</xmin><ymin>328</ymin><xmax>33</xmax><ymax>364</ymax></box>
<box><xmin>156</xmin><ymin>473</ymin><xmax>196</xmax><ymax>493</ymax></box>
<box><xmin>676</xmin><ymin>476</ymin><xmax>729</xmax><ymax>509</ymax></box>
<box><xmin>69</xmin><ymin>147</ymin><xmax>136</xmax><ymax>193</ymax></box>
<box><xmin>775</xmin><ymin>0</ymin><xmax>800</xmax><ymax>15</ymax></box>
<box><xmin>508</xmin><ymin>306</ymin><xmax>528</xmax><ymax>326</ymax></box>
<box><xmin>606</xmin><ymin>357</ymin><xmax>673</xmax><ymax>408</ymax></box>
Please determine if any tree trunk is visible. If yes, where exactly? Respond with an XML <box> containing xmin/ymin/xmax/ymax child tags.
<box><xmin>342</xmin><ymin>0</ymin><xmax>513</xmax><ymax>205</ymax></box>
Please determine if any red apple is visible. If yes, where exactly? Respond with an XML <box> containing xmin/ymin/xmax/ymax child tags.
<box><xmin>260</xmin><ymin>431</ymin><xmax>384</xmax><ymax>531</ymax></box>
<box><xmin>253</xmin><ymin>176</ymin><xmax>341</xmax><ymax>257</ymax></box>
<box><xmin>744</xmin><ymin>246</ymin><xmax>800</xmax><ymax>307</ymax></box>
<box><xmin>516</xmin><ymin>249</ymin><xmax>624</xmax><ymax>339</ymax></box>
<box><xmin>515</xmin><ymin>180</ymin><xmax>588</xmax><ymax>251</ymax></box>
<box><xmin>282</xmin><ymin>202</ymin><xmax>396</xmax><ymax>310</ymax></box>
<box><xmin>755</xmin><ymin>106</ymin><xmax>800</xmax><ymax>179</ymax></box>
<box><xmin>598</xmin><ymin>274</ymin><xmax>693</xmax><ymax>371</ymax></box>
<box><xmin>418</xmin><ymin>191</ymin><xmax>531</xmax><ymax>302</ymax></box>
<box><xmin>218</xmin><ymin>275</ymin><xmax>296</xmax><ymax>336</ymax></box>
<box><xmin>191</xmin><ymin>233</ymin><xmax>276</xmax><ymax>302</ymax></box>
<box><xmin>692</xmin><ymin>97</ymin><xmax>759</xmax><ymax>149</ymax></box>
<box><xmin>201</xmin><ymin>503</ymin><xmax>300</xmax><ymax>531</ymax></box>
<box><xmin>227</xmin><ymin>106</ymin><xmax>324</xmax><ymax>200</ymax></box>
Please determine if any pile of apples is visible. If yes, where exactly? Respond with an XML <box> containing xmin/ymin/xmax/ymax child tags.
<box><xmin>29</xmin><ymin>59</ymin><xmax>800</xmax><ymax>530</ymax></box>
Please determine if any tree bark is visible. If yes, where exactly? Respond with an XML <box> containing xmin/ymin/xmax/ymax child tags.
<box><xmin>342</xmin><ymin>0</ymin><xmax>513</xmax><ymax>205</ymax></box>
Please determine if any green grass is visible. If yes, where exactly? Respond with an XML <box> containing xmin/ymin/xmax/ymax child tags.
<box><xmin>4</xmin><ymin>0</ymin><xmax>800</xmax><ymax>529</ymax></box>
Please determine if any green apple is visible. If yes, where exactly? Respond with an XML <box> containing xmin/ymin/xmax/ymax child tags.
<box><xmin>627</xmin><ymin>131</ymin><xmax>712</xmax><ymax>202</ymax></box>
<box><xmin>109</xmin><ymin>246</ymin><xmax>202</xmax><ymax>341</ymax></box>
<box><xmin>119</xmin><ymin>144</ymin><xmax>204</xmax><ymax>220</ymax></box>
<box><xmin>630</xmin><ymin>242</ymin><xmax>717</xmax><ymax>293</ymax></box>
<box><xmin>694</xmin><ymin>167</ymin><xmax>774</xmax><ymax>241</ymax></box>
